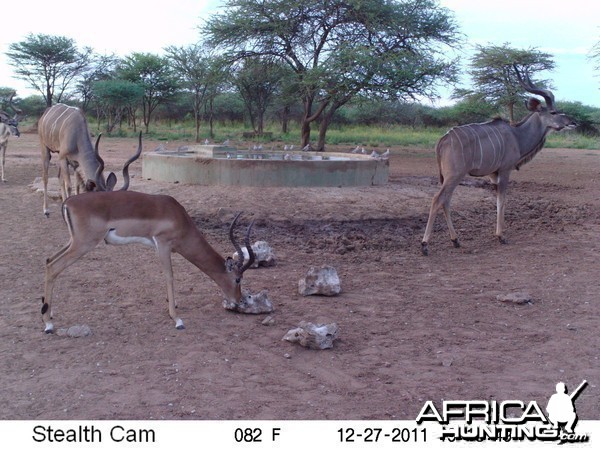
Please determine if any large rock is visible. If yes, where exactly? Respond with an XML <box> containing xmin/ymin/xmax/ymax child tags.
<box><xmin>298</xmin><ymin>265</ymin><xmax>341</xmax><ymax>296</ymax></box>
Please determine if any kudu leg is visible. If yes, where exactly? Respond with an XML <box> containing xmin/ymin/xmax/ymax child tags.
<box><xmin>58</xmin><ymin>159</ymin><xmax>72</xmax><ymax>201</ymax></box>
<box><xmin>41</xmin><ymin>148</ymin><xmax>51</xmax><ymax>216</ymax></box>
<box><xmin>0</xmin><ymin>144</ymin><xmax>6</xmax><ymax>182</ymax></box>
<box><xmin>421</xmin><ymin>178</ymin><xmax>461</xmax><ymax>255</ymax></box>
<box><xmin>495</xmin><ymin>177</ymin><xmax>510</xmax><ymax>244</ymax></box>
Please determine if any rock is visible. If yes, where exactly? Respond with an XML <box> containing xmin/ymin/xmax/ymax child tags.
<box><xmin>496</xmin><ymin>292</ymin><xmax>533</xmax><ymax>305</ymax></box>
<box><xmin>56</xmin><ymin>324</ymin><xmax>92</xmax><ymax>338</ymax></box>
<box><xmin>29</xmin><ymin>177</ymin><xmax>61</xmax><ymax>199</ymax></box>
<box><xmin>298</xmin><ymin>265</ymin><xmax>341</xmax><ymax>296</ymax></box>
<box><xmin>261</xmin><ymin>315</ymin><xmax>275</xmax><ymax>326</ymax></box>
<box><xmin>233</xmin><ymin>241</ymin><xmax>276</xmax><ymax>268</ymax></box>
<box><xmin>223</xmin><ymin>289</ymin><xmax>274</xmax><ymax>314</ymax></box>
<box><xmin>283</xmin><ymin>321</ymin><xmax>339</xmax><ymax>350</ymax></box>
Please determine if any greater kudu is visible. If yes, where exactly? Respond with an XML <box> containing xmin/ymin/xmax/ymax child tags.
<box><xmin>0</xmin><ymin>121</ymin><xmax>20</xmax><ymax>182</ymax></box>
<box><xmin>421</xmin><ymin>67</ymin><xmax>576</xmax><ymax>255</ymax></box>
<box><xmin>0</xmin><ymin>92</ymin><xmax>23</xmax><ymax>182</ymax></box>
<box><xmin>38</xmin><ymin>103</ymin><xmax>141</xmax><ymax>216</ymax></box>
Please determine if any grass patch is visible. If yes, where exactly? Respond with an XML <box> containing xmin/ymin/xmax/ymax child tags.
<box><xmin>51</xmin><ymin>118</ymin><xmax>598</xmax><ymax>151</ymax></box>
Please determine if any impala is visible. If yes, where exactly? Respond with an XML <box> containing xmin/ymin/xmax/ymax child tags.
<box><xmin>38</xmin><ymin>103</ymin><xmax>141</xmax><ymax>216</ymax></box>
<box><xmin>421</xmin><ymin>66</ymin><xmax>576</xmax><ymax>255</ymax></box>
<box><xmin>41</xmin><ymin>190</ymin><xmax>255</xmax><ymax>333</ymax></box>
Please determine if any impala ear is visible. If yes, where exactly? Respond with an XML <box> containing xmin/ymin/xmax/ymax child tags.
<box><xmin>225</xmin><ymin>257</ymin><xmax>235</xmax><ymax>272</ymax></box>
<box><xmin>526</xmin><ymin>97</ymin><xmax>542</xmax><ymax>112</ymax></box>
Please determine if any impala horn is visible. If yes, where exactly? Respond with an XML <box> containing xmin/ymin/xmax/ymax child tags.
<box><xmin>119</xmin><ymin>132</ymin><xmax>142</xmax><ymax>191</ymax></box>
<box><xmin>229</xmin><ymin>212</ymin><xmax>256</xmax><ymax>274</ymax></box>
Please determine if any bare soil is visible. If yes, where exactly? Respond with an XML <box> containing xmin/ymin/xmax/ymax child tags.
<box><xmin>0</xmin><ymin>131</ymin><xmax>598</xmax><ymax>420</ymax></box>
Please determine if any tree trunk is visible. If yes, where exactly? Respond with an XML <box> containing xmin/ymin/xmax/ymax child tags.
<box><xmin>508</xmin><ymin>102</ymin><xmax>515</xmax><ymax>125</ymax></box>
<box><xmin>316</xmin><ymin>114</ymin><xmax>334</xmax><ymax>151</ymax></box>
<box><xmin>281</xmin><ymin>105</ymin><xmax>289</xmax><ymax>134</ymax></box>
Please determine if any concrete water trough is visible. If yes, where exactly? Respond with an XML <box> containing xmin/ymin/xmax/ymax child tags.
<box><xmin>142</xmin><ymin>145</ymin><xmax>388</xmax><ymax>187</ymax></box>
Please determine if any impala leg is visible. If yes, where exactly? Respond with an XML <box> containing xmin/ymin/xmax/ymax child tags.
<box><xmin>495</xmin><ymin>177</ymin><xmax>509</xmax><ymax>244</ymax></box>
<box><xmin>42</xmin><ymin>148</ymin><xmax>51</xmax><ymax>216</ymax></box>
<box><xmin>42</xmin><ymin>238</ymin><xmax>98</xmax><ymax>333</ymax></box>
<box><xmin>157</xmin><ymin>245</ymin><xmax>184</xmax><ymax>330</ymax></box>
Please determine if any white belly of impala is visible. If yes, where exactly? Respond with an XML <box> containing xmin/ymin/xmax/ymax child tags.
<box><xmin>104</xmin><ymin>229</ymin><xmax>157</xmax><ymax>249</ymax></box>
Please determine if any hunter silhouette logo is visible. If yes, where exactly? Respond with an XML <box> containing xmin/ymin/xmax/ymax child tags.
<box><xmin>416</xmin><ymin>380</ymin><xmax>590</xmax><ymax>443</ymax></box>
<box><xmin>546</xmin><ymin>380</ymin><xmax>587</xmax><ymax>434</ymax></box>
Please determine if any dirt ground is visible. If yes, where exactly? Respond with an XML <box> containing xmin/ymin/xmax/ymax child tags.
<box><xmin>0</xmin><ymin>130</ymin><xmax>597</xmax><ymax>421</ymax></box>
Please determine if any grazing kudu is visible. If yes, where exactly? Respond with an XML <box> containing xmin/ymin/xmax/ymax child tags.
<box><xmin>41</xmin><ymin>193</ymin><xmax>255</xmax><ymax>333</ymax></box>
<box><xmin>38</xmin><ymin>103</ymin><xmax>141</xmax><ymax>216</ymax></box>
<box><xmin>0</xmin><ymin>91</ymin><xmax>23</xmax><ymax>182</ymax></box>
<box><xmin>421</xmin><ymin>67</ymin><xmax>576</xmax><ymax>255</ymax></box>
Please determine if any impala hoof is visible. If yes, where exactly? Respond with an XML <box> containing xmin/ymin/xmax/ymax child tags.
<box><xmin>498</xmin><ymin>236</ymin><xmax>508</xmax><ymax>245</ymax></box>
<box><xmin>421</xmin><ymin>242</ymin><xmax>429</xmax><ymax>256</ymax></box>
<box><xmin>451</xmin><ymin>238</ymin><xmax>460</xmax><ymax>248</ymax></box>
<box><xmin>175</xmin><ymin>319</ymin><xmax>185</xmax><ymax>330</ymax></box>
<box><xmin>44</xmin><ymin>323</ymin><xmax>54</xmax><ymax>334</ymax></box>
<box><xmin>44</xmin><ymin>211</ymin><xmax>50</xmax><ymax>218</ymax></box>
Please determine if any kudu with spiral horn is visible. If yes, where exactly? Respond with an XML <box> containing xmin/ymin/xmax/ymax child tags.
<box><xmin>421</xmin><ymin>65</ymin><xmax>576</xmax><ymax>255</ymax></box>
<box><xmin>38</xmin><ymin>103</ymin><xmax>142</xmax><ymax>216</ymax></box>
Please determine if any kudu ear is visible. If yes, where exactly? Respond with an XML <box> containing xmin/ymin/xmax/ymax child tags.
<box><xmin>106</xmin><ymin>172</ymin><xmax>117</xmax><ymax>191</ymax></box>
<box><xmin>525</xmin><ymin>97</ymin><xmax>542</xmax><ymax>112</ymax></box>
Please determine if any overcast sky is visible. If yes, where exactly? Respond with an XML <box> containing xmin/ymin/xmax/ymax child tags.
<box><xmin>1</xmin><ymin>0</ymin><xmax>599</xmax><ymax>106</ymax></box>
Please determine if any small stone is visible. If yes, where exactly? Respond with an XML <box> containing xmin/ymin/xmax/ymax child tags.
<box><xmin>233</xmin><ymin>241</ymin><xmax>276</xmax><ymax>268</ymax></box>
<box><xmin>57</xmin><ymin>324</ymin><xmax>92</xmax><ymax>338</ymax></box>
<box><xmin>261</xmin><ymin>315</ymin><xmax>275</xmax><ymax>326</ymax></box>
<box><xmin>223</xmin><ymin>290</ymin><xmax>274</xmax><ymax>314</ymax></box>
<box><xmin>283</xmin><ymin>321</ymin><xmax>339</xmax><ymax>350</ymax></box>
<box><xmin>496</xmin><ymin>292</ymin><xmax>533</xmax><ymax>305</ymax></box>
<box><xmin>283</xmin><ymin>353</ymin><xmax>292</xmax><ymax>359</ymax></box>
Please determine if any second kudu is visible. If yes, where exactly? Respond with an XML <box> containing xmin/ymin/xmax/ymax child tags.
<box><xmin>0</xmin><ymin>91</ymin><xmax>23</xmax><ymax>182</ymax></box>
<box><xmin>38</xmin><ymin>103</ymin><xmax>141</xmax><ymax>216</ymax></box>
<box><xmin>421</xmin><ymin>67</ymin><xmax>576</xmax><ymax>255</ymax></box>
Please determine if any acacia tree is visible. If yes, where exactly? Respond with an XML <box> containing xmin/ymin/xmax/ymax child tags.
<box><xmin>164</xmin><ymin>45</ymin><xmax>218</xmax><ymax>142</ymax></box>
<box><xmin>6</xmin><ymin>33</ymin><xmax>93</xmax><ymax>107</ymax></box>
<box><xmin>455</xmin><ymin>43</ymin><xmax>555</xmax><ymax>124</ymax></box>
<box><xmin>92</xmin><ymin>80</ymin><xmax>144</xmax><ymax>132</ymax></box>
<box><xmin>204</xmin><ymin>0</ymin><xmax>460</xmax><ymax>150</ymax></box>
<box><xmin>118</xmin><ymin>53</ymin><xmax>179</xmax><ymax>133</ymax></box>
<box><xmin>77</xmin><ymin>53</ymin><xmax>121</xmax><ymax>113</ymax></box>
<box><xmin>234</xmin><ymin>57</ymin><xmax>287</xmax><ymax>134</ymax></box>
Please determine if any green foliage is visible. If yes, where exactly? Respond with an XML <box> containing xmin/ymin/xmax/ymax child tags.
<box><xmin>203</xmin><ymin>0</ymin><xmax>461</xmax><ymax>149</ymax></box>
<box><xmin>456</xmin><ymin>43</ymin><xmax>555</xmax><ymax>122</ymax></box>
<box><xmin>6</xmin><ymin>33</ymin><xmax>93</xmax><ymax>106</ymax></box>
<box><xmin>117</xmin><ymin>53</ymin><xmax>179</xmax><ymax>132</ymax></box>
<box><xmin>15</xmin><ymin>95</ymin><xmax>47</xmax><ymax>117</ymax></box>
<box><xmin>555</xmin><ymin>101</ymin><xmax>600</xmax><ymax>136</ymax></box>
